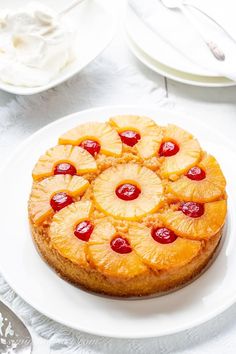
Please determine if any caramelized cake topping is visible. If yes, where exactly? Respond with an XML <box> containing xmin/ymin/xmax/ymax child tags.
<box><xmin>29</xmin><ymin>115</ymin><xmax>227</xmax><ymax>292</ymax></box>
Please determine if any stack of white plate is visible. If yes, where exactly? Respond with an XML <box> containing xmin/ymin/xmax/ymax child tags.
<box><xmin>124</xmin><ymin>4</ymin><xmax>236</xmax><ymax>87</ymax></box>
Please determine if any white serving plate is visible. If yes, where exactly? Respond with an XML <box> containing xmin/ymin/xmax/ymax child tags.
<box><xmin>125</xmin><ymin>3</ymin><xmax>236</xmax><ymax>86</ymax></box>
<box><xmin>0</xmin><ymin>0</ymin><xmax>115</xmax><ymax>95</ymax></box>
<box><xmin>0</xmin><ymin>106</ymin><xmax>235</xmax><ymax>338</ymax></box>
<box><xmin>125</xmin><ymin>31</ymin><xmax>235</xmax><ymax>88</ymax></box>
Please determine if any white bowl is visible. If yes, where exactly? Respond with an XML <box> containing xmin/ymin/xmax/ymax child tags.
<box><xmin>0</xmin><ymin>0</ymin><xmax>115</xmax><ymax>95</ymax></box>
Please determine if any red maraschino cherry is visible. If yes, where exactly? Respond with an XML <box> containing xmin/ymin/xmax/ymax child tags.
<box><xmin>110</xmin><ymin>236</ymin><xmax>132</xmax><ymax>254</ymax></box>
<box><xmin>152</xmin><ymin>227</ymin><xmax>177</xmax><ymax>244</ymax></box>
<box><xmin>80</xmin><ymin>140</ymin><xmax>101</xmax><ymax>156</ymax></box>
<box><xmin>186</xmin><ymin>166</ymin><xmax>206</xmax><ymax>181</ymax></box>
<box><xmin>74</xmin><ymin>220</ymin><xmax>94</xmax><ymax>241</ymax></box>
<box><xmin>116</xmin><ymin>183</ymin><xmax>141</xmax><ymax>201</ymax></box>
<box><xmin>119</xmin><ymin>130</ymin><xmax>141</xmax><ymax>147</ymax></box>
<box><xmin>159</xmin><ymin>141</ymin><xmax>179</xmax><ymax>157</ymax></box>
<box><xmin>54</xmin><ymin>163</ymin><xmax>76</xmax><ymax>176</ymax></box>
<box><xmin>50</xmin><ymin>192</ymin><xmax>73</xmax><ymax>212</ymax></box>
<box><xmin>180</xmin><ymin>202</ymin><xmax>204</xmax><ymax>218</ymax></box>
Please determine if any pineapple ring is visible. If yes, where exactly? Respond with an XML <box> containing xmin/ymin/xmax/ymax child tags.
<box><xmin>160</xmin><ymin>200</ymin><xmax>227</xmax><ymax>240</ymax></box>
<box><xmin>32</xmin><ymin>145</ymin><xmax>97</xmax><ymax>181</ymax></box>
<box><xmin>58</xmin><ymin>122</ymin><xmax>122</xmax><ymax>157</ymax></box>
<box><xmin>29</xmin><ymin>175</ymin><xmax>89</xmax><ymax>225</ymax></box>
<box><xmin>168</xmin><ymin>154</ymin><xmax>226</xmax><ymax>202</ymax></box>
<box><xmin>128</xmin><ymin>224</ymin><xmax>201</xmax><ymax>270</ymax></box>
<box><xmin>93</xmin><ymin>164</ymin><xmax>164</xmax><ymax>220</ymax></box>
<box><xmin>49</xmin><ymin>201</ymin><xmax>93</xmax><ymax>266</ymax></box>
<box><xmin>109</xmin><ymin>115</ymin><xmax>163</xmax><ymax>159</ymax></box>
<box><xmin>160</xmin><ymin>124</ymin><xmax>202</xmax><ymax>179</ymax></box>
<box><xmin>87</xmin><ymin>221</ymin><xmax>148</xmax><ymax>278</ymax></box>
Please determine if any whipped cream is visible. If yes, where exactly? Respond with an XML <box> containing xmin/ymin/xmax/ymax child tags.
<box><xmin>0</xmin><ymin>2</ymin><xmax>76</xmax><ymax>87</ymax></box>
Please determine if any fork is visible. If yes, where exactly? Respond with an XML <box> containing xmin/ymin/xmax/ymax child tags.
<box><xmin>160</xmin><ymin>0</ymin><xmax>225</xmax><ymax>61</ymax></box>
<box><xmin>183</xmin><ymin>0</ymin><xmax>236</xmax><ymax>44</ymax></box>
<box><xmin>59</xmin><ymin>0</ymin><xmax>88</xmax><ymax>17</ymax></box>
<box><xmin>0</xmin><ymin>300</ymin><xmax>32</xmax><ymax>353</ymax></box>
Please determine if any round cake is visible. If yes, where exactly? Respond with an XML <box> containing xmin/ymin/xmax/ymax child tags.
<box><xmin>28</xmin><ymin>115</ymin><xmax>227</xmax><ymax>297</ymax></box>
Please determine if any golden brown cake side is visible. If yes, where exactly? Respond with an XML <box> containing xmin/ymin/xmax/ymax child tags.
<box><xmin>30</xmin><ymin>218</ymin><xmax>222</xmax><ymax>297</ymax></box>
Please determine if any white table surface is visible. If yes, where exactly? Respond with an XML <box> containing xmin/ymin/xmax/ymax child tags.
<box><xmin>1</xmin><ymin>1</ymin><xmax>236</xmax><ymax>353</ymax></box>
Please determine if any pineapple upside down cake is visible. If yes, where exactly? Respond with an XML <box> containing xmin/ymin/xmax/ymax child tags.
<box><xmin>28</xmin><ymin>115</ymin><xmax>227</xmax><ymax>297</ymax></box>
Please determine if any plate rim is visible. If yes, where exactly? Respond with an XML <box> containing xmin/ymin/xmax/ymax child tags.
<box><xmin>124</xmin><ymin>29</ymin><xmax>236</xmax><ymax>88</ymax></box>
<box><xmin>0</xmin><ymin>105</ymin><xmax>236</xmax><ymax>339</ymax></box>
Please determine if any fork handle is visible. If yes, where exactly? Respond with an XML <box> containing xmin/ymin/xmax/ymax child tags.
<box><xmin>183</xmin><ymin>1</ymin><xmax>236</xmax><ymax>45</ymax></box>
<box><xmin>59</xmin><ymin>0</ymin><xmax>87</xmax><ymax>17</ymax></box>
<box><xmin>206</xmin><ymin>41</ymin><xmax>225</xmax><ymax>61</ymax></box>
<box><xmin>180</xmin><ymin>4</ymin><xmax>225</xmax><ymax>61</ymax></box>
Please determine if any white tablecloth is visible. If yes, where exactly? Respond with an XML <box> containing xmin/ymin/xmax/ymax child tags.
<box><xmin>1</xmin><ymin>2</ymin><xmax>236</xmax><ymax>353</ymax></box>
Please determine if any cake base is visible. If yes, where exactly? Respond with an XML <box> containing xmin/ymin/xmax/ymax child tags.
<box><xmin>30</xmin><ymin>220</ymin><xmax>223</xmax><ymax>297</ymax></box>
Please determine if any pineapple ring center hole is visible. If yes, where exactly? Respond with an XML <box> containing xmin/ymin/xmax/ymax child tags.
<box><xmin>159</xmin><ymin>140</ymin><xmax>179</xmax><ymax>157</ymax></box>
<box><xmin>74</xmin><ymin>220</ymin><xmax>94</xmax><ymax>242</ymax></box>
<box><xmin>54</xmin><ymin>161</ymin><xmax>77</xmax><ymax>176</ymax></box>
<box><xmin>115</xmin><ymin>181</ymin><xmax>141</xmax><ymax>201</ymax></box>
